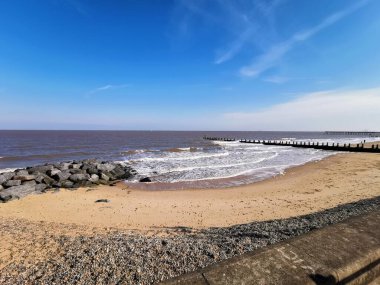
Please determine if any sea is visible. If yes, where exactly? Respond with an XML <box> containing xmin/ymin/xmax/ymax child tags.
<box><xmin>0</xmin><ymin>130</ymin><xmax>377</xmax><ymax>189</ymax></box>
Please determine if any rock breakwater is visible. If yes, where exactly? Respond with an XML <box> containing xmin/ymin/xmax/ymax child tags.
<box><xmin>0</xmin><ymin>160</ymin><xmax>136</xmax><ymax>202</ymax></box>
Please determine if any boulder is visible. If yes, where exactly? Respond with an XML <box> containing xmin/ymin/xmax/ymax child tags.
<box><xmin>57</xmin><ymin>162</ymin><xmax>71</xmax><ymax>171</ymax></box>
<box><xmin>89</xmin><ymin>174</ymin><xmax>99</xmax><ymax>183</ymax></box>
<box><xmin>139</xmin><ymin>177</ymin><xmax>152</xmax><ymax>183</ymax></box>
<box><xmin>52</xmin><ymin>171</ymin><xmax>71</xmax><ymax>181</ymax></box>
<box><xmin>35</xmin><ymin>183</ymin><xmax>48</xmax><ymax>192</ymax></box>
<box><xmin>58</xmin><ymin>181</ymin><xmax>74</xmax><ymax>188</ymax></box>
<box><xmin>86</xmin><ymin>166</ymin><xmax>99</xmax><ymax>175</ymax></box>
<box><xmin>46</xmin><ymin>169</ymin><xmax>61</xmax><ymax>177</ymax></box>
<box><xmin>13</xmin><ymin>175</ymin><xmax>36</xmax><ymax>181</ymax></box>
<box><xmin>4</xmin><ymin>180</ymin><xmax>21</xmax><ymax>187</ymax></box>
<box><xmin>22</xmin><ymin>180</ymin><xmax>37</xmax><ymax>186</ymax></box>
<box><xmin>27</xmin><ymin>165</ymin><xmax>54</xmax><ymax>175</ymax></box>
<box><xmin>0</xmin><ymin>172</ymin><xmax>15</xmax><ymax>184</ymax></box>
<box><xmin>15</xmin><ymin>170</ymin><xmax>29</xmax><ymax>176</ymax></box>
<box><xmin>100</xmin><ymin>173</ymin><xmax>110</xmax><ymax>181</ymax></box>
<box><xmin>69</xmin><ymin>169</ymin><xmax>84</xmax><ymax>174</ymax></box>
<box><xmin>69</xmin><ymin>163</ymin><xmax>82</xmax><ymax>169</ymax></box>
<box><xmin>42</xmin><ymin>175</ymin><xmax>56</xmax><ymax>186</ymax></box>
<box><xmin>97</xmin><ymin>163</ymin><xmax>115</xmax><ymax>172</ymax></box>
<box><xmin>0</xmin><ymin>185</ymin><xmax>3</xmax><ymax>191</ymax></box>
<box><xmin>110</xmin><ymin>165</ymin><xmax>130</xmax><ymax>179</ymax></box>
<box><xmin>69</xmin><ymin>173</ymin><xmax>90</xmax><ymax>183</ymax></box>
<box><xmin>0</xmin><ymin>184</ymin><xmax>36</xmax><ymax>202</ymax></box>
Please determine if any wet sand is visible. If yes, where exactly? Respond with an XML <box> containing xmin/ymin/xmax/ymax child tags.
<box><xmin>0</xmin><ymin>152</ymin><xmax>379</xmax><ymax>230</ymax></box>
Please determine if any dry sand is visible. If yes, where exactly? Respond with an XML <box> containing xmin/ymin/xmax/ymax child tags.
<box><xmin>0</xmin><ymin>152</ymin><xmax>379</xmax><ymax>230</ymax></box>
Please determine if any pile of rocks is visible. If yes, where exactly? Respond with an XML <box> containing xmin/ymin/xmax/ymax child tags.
<box><xmin>0</xmin><ymin>160</ymin><xmax>136</xmax><ymax>202</ymax></box>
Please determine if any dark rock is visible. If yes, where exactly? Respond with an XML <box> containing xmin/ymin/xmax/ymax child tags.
<box><xmin>27</xmin><ymin>165</ymin><xmax>54</xmax><ymax>175</ymax></box>
<box><xmin>139</xmin><ymin>177</ymin><xmax>152</xmax><ymax>183</ymax></box>
<box><xmin>58</xmin><ymin>181</ymin><xmax>74</xmax><ymax>188</ymax></box>
<box><xmin>57</xmin><ymin>162</ymin><xmax>71</xmax><ymax>171</ymax></box>
<box><xmin>110</xmin><ymin>165</ymin><xmax>130</xmax><ymax>179</ymax></box>
<box><xmin>15</xmin><ymin>170</ymin><xmax>29</xmax><ymax>176</ymax></box>
<box><xmin>42</xmin><ymin>175</ymin><xmax>56</xmax><ymax>186</ymax></box>
<box><xmin>97</xmin><ymin>163</ymin><xmax>115</xmax><ymax>172</ymax></box>
<box><xmin>86</xmin><ymin>166</ymin><xmax>99</xmax><ymax>175</ymax></box>
<box><xmin>0</xmin><ymin>172</ymin><xmax>15</xmax><ymax>184</ymax></box>
<box><xmin>100</xmin><ymin>173</ymin><xmax>110</xmax><ymax>181</ymax></box>
<box><xmin>35</xmin><ymin>183</ymin><xmax>48</xmax><ymax>192</ymax></box>
<box><xmin>0</xmin><ymin>184</ymin><xmax>36</xmax><ymax>202</ymax></box>
<box><xmin>46</xmin><ymin>169</ymin><xmax>61</xmax><ymax>177</ymax></box>
<box><xmin>52</xmin><ymin>171</ymin><xmax>71</xmax><ymax>182</ymax></box>
<box><xmin>69</xmin><ymin>173</ymin><xmax>90</xmax><ymax>183</ymax></box>
<box><xmin>22</xmin><ymin>180</ymin><xmax>37</xmax><ymax>186</ymax></box>
<box><xmin>69</xmin><ymin>169</ymin><xmax>85</xmax><ymax>174</ymax></box>
<box><xmin>13</xmin><ymin>175</ymin><xmax>36</xmax><ymax>181</ymax></box>
<box><xmin>4</xmin><ymin>180</ymin><xmax>22</xmax><ymax>187</ymax></box>
<box><xmin>89</xmin><ymin>174</ymin><xmax>99</xmax><ymax>183</ymax></box>
<box><xmin>69</xmin><ymin>163</ymin><xmax>82</xmax><ymax>169</ymax></box>
<box><xmin>95</xmin><ymin>199</ymin><xmax>110</xmax><ymax>203</ymax></box>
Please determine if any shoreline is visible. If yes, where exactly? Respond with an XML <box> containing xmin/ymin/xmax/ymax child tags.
<box><xmin>1</xmin><ymin>150</ymin><xmax>379</xmax><ymax>230</ymax></box>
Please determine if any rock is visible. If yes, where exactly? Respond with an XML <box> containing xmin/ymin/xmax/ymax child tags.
<box><xmin>110</xmin><ymin>165</ymin><xmax>130</xmax><ymax>179</ymax></box>
<box><xmin>84</xmin><ymin>166</ymin><xmax>99</xmax><ymax>175</ymax></box>
<box><xmin>27</xmin><ymin>165</ymin><xmax>54</xmax><ymax>175</ymax></box>
<box><xmin>0</xmin><ymin>184</ymin><xmax>36</xmax><ymax>202</ymax></box>
<box><xmin>89</xmin><ymin>174</ymin><xmax>99</xmax><ymax>183</ymax></box>
<box><xmin>100</xmin><ymin>173</ymin><xmax>110</xmax><ymax>181</ymax></box>
<box><xmin>13</xmin><ymin>175</ymin><xmax>36</xmax><ymax>181</ymax></box>
<box><xmin>42</xmin><ymin>175</ymin><xmax>56</xmax><ymax>186</ymax></box>
<box><xmin>0</xmin><ymin>172</ymin><xmax>15</xmax><ymax>184</ymax></box>
<box><xmin>46</xmin><ymin>169</ymin><xmax>61</xmax><ymax>177</ymax></box>
<box><xmin>35</xmin><ymin>183</ymin><xmax>48</xmax><ymax>192</ymax></box>
<box><xmin>15</xmin><ymin>169</ymin><xmax>29</xmax><ymax>176</ymax></box>
<box><xmin>22</xmin><ymin>180</ymin><xmax>37</xmax><ymax>186</ymax></box>
<box><xmin>69</xmin><ymin>163</ymin><xmax>82</xmax><ymax>169</ymax></box>
<box><xmin>69</xmin><ymin>169</ymin><xmax>84</xmax><ymax>174</ymax></box>
<box><xmin>0</xmin><ymin>185</ymin><xmax>3</xmax><ymax>191</ymax></box>
<box><xmin>95</xmin><ymin>199</ymin><xmax>110</xmax><ymax>203</ymax></box>
<box><xmin>4</xmin><ymin>180</ymin><xmax>22</xmax><ymax>187</ymax></box>
<box><xmin>58</xmin><ymin>181</ymin><xmax>74</xmax><ymax>188</ymax></box>
<box><xmin>139</xmin><ymin>177</ymin><xmax>152</xmax><ymax>183</ymax></box>
<box><xmin>97</xmin><ymin>163</ymin><xmax>115</xmax><ymax>172</ymax></box>
<box><xmin>69</xmin><ymin>173</ymin><xmax>90</xmax><ymax>183</ymax></box>
<box><xmin>52</xmin><ymin>171</ymin><xmax>71</xmax><ymax>181</ymax></box>
<box><xmin>57</xmin><ymin>162</ymin><xmax>71</xmax><ymax>171</ymax></box>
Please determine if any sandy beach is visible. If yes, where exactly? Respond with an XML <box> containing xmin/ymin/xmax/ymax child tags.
<box><xmin>1</xmin><ymin>149</ymin><xmax>380</xmax><ymax>284</ymax></box>
<box><xmin>0</xmin><ymin>151</ymin><xmax>379</xmax><ymax>230</ymax></box>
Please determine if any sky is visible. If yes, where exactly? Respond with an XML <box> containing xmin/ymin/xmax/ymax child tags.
<box><xmin>0</xmin><ymin>0</ymin><xmax>379</xmax><ymax>131</ymax></box>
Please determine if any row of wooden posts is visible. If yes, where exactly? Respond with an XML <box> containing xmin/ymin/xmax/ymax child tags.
<box><xmin>203</xmin><ymin>136</ymin><xmax>380</xmax><ymax>153</ymax></box>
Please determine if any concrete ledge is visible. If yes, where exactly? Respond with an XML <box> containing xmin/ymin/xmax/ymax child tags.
<box><xmin>160</xmin><ymin>211</ymin><xmax>380</xmax><ymax>285</ymax></box>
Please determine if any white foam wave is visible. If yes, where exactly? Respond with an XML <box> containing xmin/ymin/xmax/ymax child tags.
<box><xmin>133</xmin><ymin>151</ymin><xmax>230</xmax><ymax>162</ymax></box>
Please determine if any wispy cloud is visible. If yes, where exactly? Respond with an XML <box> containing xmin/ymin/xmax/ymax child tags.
<box><xmin>240</xmin><ymin>0</ymin><xmax>370</xmax><ymax>78</ymax></box>
<box><xmin>86</xmin><ymin>84</ymin><xmax>130</xmax><ymax>96</ymax></box>
<box><xmin>263</xmin><ymin>75</ymin><xmax>289</xmax><ymax>84</ymax></box>
<box><xmin>222</xmin><ymin>87</ymin><xmax>380</xmax><ymax>131</ymax></box>
<box><xmin>215</xmin><ymin>0</ymin><xmax>284</xmax><ymax>64</ymax></box>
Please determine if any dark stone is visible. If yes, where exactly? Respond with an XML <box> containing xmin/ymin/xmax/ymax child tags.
<box><xmin>69</xmin><ymin>173</ymin><xmax>90</xmax><ymax>183</ymax></box>
<box><xmin>100</xmin><ymin>173</ymin><xmax>111</xmax><ymax>181</ymax></box>
<box><xmin>15</xmin><ymin>170</ymin><xmax>29</xmax><ymax>176</ymax></box>
<box><xmin>52</xmin><ymin>171</ymin><xmax>71</xmax><ymax>181</ymax></box>
<box><xmin>58</xmin><ymin>181</ymin><xmax>74</xmax><ymax>188</ymax></box>
<box><xmin>35</xmin><ymin>183</ymin><xmax>48</xmax><ymax>192</ymax></box>
<box><xmin>4</xmin><ymin>180</ymin><xmax>22</xmax><ymax>187</ymax></box>
<box><xmin>95</xmin><ymin>199</ymin><xmax>110</xmax><ymax>203</ymax></box>
<box><xmin>46</xmin><ymin>169</ymin><xmax>61</xmax><ymax>177</ymax></box>
<box><xmin>0</xmin><ymin>184</ymin><xmax>36</xmax><ymax>202</ymax></box>
<box><xmin>27</xmin><ymin>165</ymin><xmax>54</xmax><ymax>175</ymax></box>
<box><xmin>139</xmin><ymin>177</ymin><xmax>152</xmax><ymax>183</ymax></box>
<box><xmin>22</xmin><ymin>180</ymin><xmax>37</xmax><ymax>186</ymax></box>
<box><xmin>0</xmin><ymin>172</ymin><xmax>15</xmax><ymax>184</ymax></box>
<box><xmin>97</xmin><ymin>163</ymin><xmax>115</xmax><ymax>172</ymax></box>
<box><xmin>69</xmin><ymin>169</ymin><xmax>84</xmax><ymax>174</ymax></box>
<box><xmin>13</xmin><ymin>175</ymin><xmax>36</xmax><ymax>181</ymax></box>
<box><xmin>42</xmin><ymin>175</ymin><xmax>56</xmax><ymax>186</ymax></box>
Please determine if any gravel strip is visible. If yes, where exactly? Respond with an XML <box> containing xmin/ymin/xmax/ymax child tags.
<box><xmin>0</xmin><ymin>196</ymin><xmax>379</xmax><ymax>285</ymax></box>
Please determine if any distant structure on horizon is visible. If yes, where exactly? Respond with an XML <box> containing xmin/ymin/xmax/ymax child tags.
<box><xmin>325</xmin><ymin>131</ymin><xmax>380</xmax><ymax>137</ymax></box>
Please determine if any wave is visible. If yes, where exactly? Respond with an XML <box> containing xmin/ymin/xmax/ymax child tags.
<box><xmin>133</xmin><ymin>151</ymin><xmax>230</xmax><ymax>162</ymax></box>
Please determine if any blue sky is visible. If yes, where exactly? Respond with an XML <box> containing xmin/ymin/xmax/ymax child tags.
<box><xmin>0</xmin><ymin>0</ymin><xmax>379</xmax><ymax>130</ymax></box>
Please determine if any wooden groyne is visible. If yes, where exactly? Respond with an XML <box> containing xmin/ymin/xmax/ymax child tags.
<box><xmin>203</xmin><ymin>136</ymin><xmax>380</xmax><ymax>153</ymax></box>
